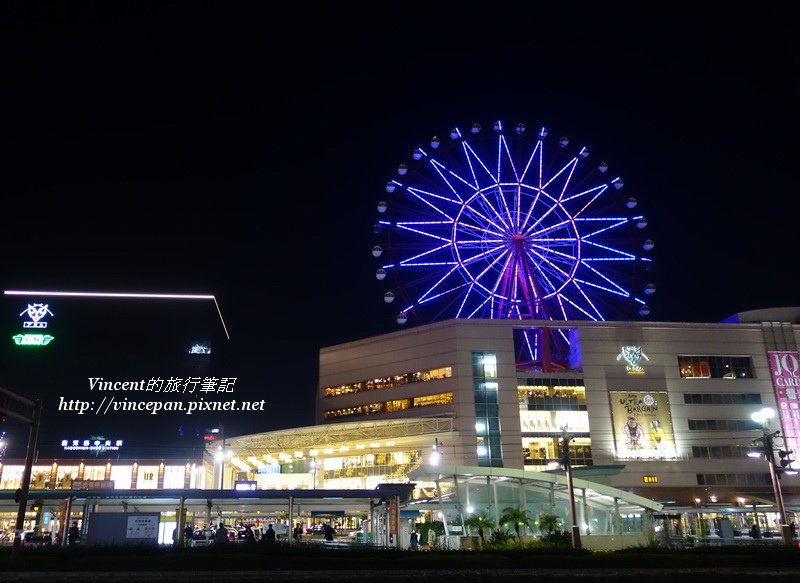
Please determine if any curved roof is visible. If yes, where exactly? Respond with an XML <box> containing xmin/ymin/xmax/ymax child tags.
<box><xmin>408</xmin><ymin>464</ymin><xmax>664</xmax><ymax>513</ymax></box>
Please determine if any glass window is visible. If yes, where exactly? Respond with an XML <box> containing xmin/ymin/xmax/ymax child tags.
<box><xmin>679</xmin><ymin>356</ymin><xmax>754</xmax><ymax>379</ymax></box>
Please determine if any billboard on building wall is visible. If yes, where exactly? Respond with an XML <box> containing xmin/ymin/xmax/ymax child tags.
<box><xmin>609</xmin><ymin>391</ymin><xmax>676</xmax><ymax>460</ymax></box>
<box><xmin>768</xmin><ymin>351</ymin><xmax>800</xmax><ymax>470</ymax></box>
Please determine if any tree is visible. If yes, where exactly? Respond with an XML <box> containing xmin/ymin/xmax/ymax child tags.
<box><xmin>463</xmin><ymin>512</ymin><xmax>495</xmax><ymax>545</ymax></box>
<box><xmin>499</xmin><ymin>506</ymin><xmax>535</xmax><ymax>539</ymax></box>
<box><xmin>538</xmin><ymin>513</ymin><xmax>564</xmax><ymax>537</ymax></box>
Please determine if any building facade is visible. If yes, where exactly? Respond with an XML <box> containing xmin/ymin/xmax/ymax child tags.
<box><xmin>316</xmin><ymin>309</ymin><xmax>800</xmax><ymax>509</ymax></box>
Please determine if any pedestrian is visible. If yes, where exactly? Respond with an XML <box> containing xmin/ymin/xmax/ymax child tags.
<box><xmin>244</xmin><ymin>524</ymin><xmax>256</xmax><ymax>543</ymax></box>
<box><xmin>293</xmin><ymin>523</ymin><xmax>303</xmax><ymax>541</ymax></box>
<box><xmin>409</xmin><ymin>530</ymin><xmax>419</xmax><ymax>551</ymax></box>
<box><xmin>184</xmin><ymin>524</ymin><xmax>194</xmax><ymax>547</ymax></box>
<box><xmin>791</xmin><ymin>522</ymin><xmax>797</xmax><ymax>539</ymax></box>
<box><xmin>750</xmin><ymin>523</ymin><xmax>762</xmax><ymax>539</ymax></box>
<box><xmin>68</xmin><ymin>521</ymin><xmax>81</xmax><ymax>546</ymax></box>
<box><xmin>172</xmin><ymin>526</ymin><xmax>179</xmax><ymax>546</ymax></box>
<box><xmin>427</xmin><ymin>528</ymin><xmax>437</xmax><ymax>548</ymax></box>
<box><xmin>263</xmin><ymin>523</ymin><xmax>276</xmax><ymax>545</ymax></box>
<box><xmin>323</xmin><ymin>522</ymin><xmax>335</xmax><ymax>542</ymax></box>
<box><xmin>215</xmin><ymin>523</ymin><xmax>229</xmax><ymax>544</ymax></box>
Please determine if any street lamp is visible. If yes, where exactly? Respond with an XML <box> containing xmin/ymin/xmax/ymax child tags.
<box><xmin>559</xmin><ymin>429</ymin><xmax>582</xmax><ymax>550</ymax></box>
<box><xmin>750</xmin><ymin>407</ymin><xmax>793</xmax><ymax>545</ymax></box>
<box><xmin>430</xmin><ymin>438</ymin><xmax>442</xmax><ymax>466</ymax></box>
<box><xmin>214</xmin><ymin>445</ymin><xmax>233</xmax><ymax>489</ymax></box>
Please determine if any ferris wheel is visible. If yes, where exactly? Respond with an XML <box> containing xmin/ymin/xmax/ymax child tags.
<box><xmin>371</xmin><ymin>120</ymin><xmax>656</xmax><ymax>332</ymax></box>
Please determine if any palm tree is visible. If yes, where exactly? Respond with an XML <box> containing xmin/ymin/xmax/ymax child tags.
<box><xmin>463</xmin><ymin>512</ymin><xmax>495</xmax><ymax>545</ymax></box>
<box><xmin>538</xmin><ymin>513</ymin><xmax>564</xmax><ymax>537</ymax></box>
<box><xmin>498</xmin><ymin>506</ymin><xmax>535</xmax><ymax>539</ymax></box>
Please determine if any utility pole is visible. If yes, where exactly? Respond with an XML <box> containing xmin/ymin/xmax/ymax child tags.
<box><xmin>0</xmin><ymin>386</ymin><xmax>42</xmax><ymax>559</ymax></box>
<box><xmin>560</xmin><ymin>429</ymin><xmax>582</xmax><ymax>550</ymax></box>
<box><xmin>751</xmin><ymin>407</ymin><xmax>793</xmax><ymax>545</ymax></box>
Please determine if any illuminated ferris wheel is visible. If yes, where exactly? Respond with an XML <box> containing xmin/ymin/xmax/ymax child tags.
<box><xmin>371</xmin><ymin>120</ymin><xmax>656</xmax><ymax>332</ymax></box>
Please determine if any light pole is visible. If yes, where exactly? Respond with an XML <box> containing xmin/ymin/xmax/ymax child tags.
<box><xmin>214</xmin><ymin>444</ymin><xmax>232</xmax><ymax>489</ymax></box>
<box><xmin>751</xmin><ymin>407</ymin><xmax>792</xmax><ymax>545</ymax></box>
<box><xmin>560</xmin><ymin>429</ymin><xmax>582</xmax><ymax>550</ymax></box>
<box><xmin>430</xmin><ymin>438</ymin><xmax>442</xmax><ymax>465</ymax></box>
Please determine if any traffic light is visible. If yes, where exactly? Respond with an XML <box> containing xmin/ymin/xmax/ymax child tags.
<box><xmin>778</xmin><ymin>449</ymin><xmax>795</xmax><ymax>469</ymax></box>
<box><xmin>0</xmin><ymin>394</ymin><xmax>7</xmax><ymax>422</ymax></box>
<box><xmin>14</xmin><ymin>488</ymin><xmax>22</xmax><ymax>503</ymax></box>
<box><xmin>30</xmin><ymin>502</ymin><xmax>40</xmax><ymax>512</ymax></box>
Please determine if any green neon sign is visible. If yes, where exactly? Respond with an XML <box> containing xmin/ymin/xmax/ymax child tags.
<box><xmin>12</xmin><ymin>334</ymin><xmax>54</xmax><ymax>346</ymax></box>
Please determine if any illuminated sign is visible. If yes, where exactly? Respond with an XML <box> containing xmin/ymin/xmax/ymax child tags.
<box><xmin>617</xmin><ymin>345</ymin><xmax>649</xmax><ymax>375</ymax></box>
<box><xmin>643</xmin><ymin>475</ymin><xmax>659</xmax><ymax>484</ymax></box>
<box><xmin>20</xmin><ymin>303</ymin><xmax>53</xmax><ymax>328</ymax></box>
<box><xmin>188</xmin><ymin>343</ymin><xmax>211</xmax><ymax>355</ymax></box>
<box><xmin>234</xmin><ymin>480</ymin><xmax>257</xmax><ymax>491</ymax></box>
<box><xmin>13</xmin><ymin>333</ymin><xmax>54</xmax><ymax>346</ymax></box>
<box><xmin>72</xmin><ymin>480</ymin><xmax>115</xmax><ymax>490</ymax></box>
<box><xmin>61</xmin><ymin>438</ymin><xmax>123</xmax><ymax>452</ymax></box>
<box><xmin>609</xmin><ymin>391</ymin><xmax>676</xmax><ymax>460</ymax></box>
<box><xmin>768</xmin><ymin>351</ymin><xmax>800</xmax><ymax>470</ymax></box>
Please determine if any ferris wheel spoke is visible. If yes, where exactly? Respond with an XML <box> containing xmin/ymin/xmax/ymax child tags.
<box><xmin>406</xmin><ymin>187</ymin><xmax>460</xmax><ymax>220</ymax></box>
<box><xmin>541</xmin><ymin>156</ymin><xmax>579</xmax><ymax>194</ymax></box>
<box><xmin>578</xmin><ymin>261</ymin><xmax>633</xmax><ymax>296</ymax></box>
<box><xmin>517</xmin><ymin>138</ymin><xmax>541</xmax><ymax>186</ymax></box>
<box><xmin>460</xmin><ymin>196</ymin><xmax>513</xmax><ymax>234</ymax></box>
<box><xmin>556</xmin><ymin>290</ymin><xmax>601</xmax><ymax>321</ymax></box>
<box><xmin>565</xmin><ymin>185</ymin><xmax>607</xmax><ymax>212</ymax></box>
<box><xmin>578</xmin><ymin>217</ymin><xmax>630</xmax><ymax>239</ymax></box>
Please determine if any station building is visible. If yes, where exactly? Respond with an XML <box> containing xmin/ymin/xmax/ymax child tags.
<box><xmin>3</xmin><ymin>308</ymin><xmax>800</xmax><ymax>547</ymax></box>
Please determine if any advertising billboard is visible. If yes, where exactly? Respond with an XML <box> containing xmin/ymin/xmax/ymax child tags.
<box><xmin>768</xmin><ymin>351</ymin><xmax>800</xmax><ymax>470</ymax></box>
<box><xmin>609</xmin><ymin>391</ymin><xmax>676</xmax><ymax>460</ymax></box>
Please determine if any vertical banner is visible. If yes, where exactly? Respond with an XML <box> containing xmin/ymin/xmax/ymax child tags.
<box><xmin>609</xmin><ymin>391</ymin><xmax>676</xmax><ymax>459</ymax></box>
<box><xmin>388</xmin><ymin>497</ymin><xmax>399</xmax><ymax>535</ymax></box>
<box><xmin>768</xmin><ymin>351</ymin><xmax>800</xmax><ymax>470</ymax></box>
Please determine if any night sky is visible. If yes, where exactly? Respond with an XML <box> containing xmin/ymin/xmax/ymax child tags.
<box><xmin>0</xmin><ymin>5</ymin><xmax>796</xmax><ymax>459</ymax></box>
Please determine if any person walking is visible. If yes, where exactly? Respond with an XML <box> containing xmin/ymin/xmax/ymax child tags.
<box><xmin>263</xmin><ymin>523</ymin><xmax>276</xmax><ymax>545</ymax></box>
<box><xmin>293</xmin><ymin>523</ymin><xmax>303</xmax><ymax>542</ymax></box>
<box><xmin>68</xmin><ymin>521</ymin><xmax>81</xmax><ymax>546</ymax></box>
<box><xmin>244</xmin><ymin>524</ymin><xmax>256</xmax><ymax>543</ymax></box>
<box><xmin>409</xmin><ymin>530</ymin><xmax>419</xmax><ymax>551</ymax></box>
<box><xmin>323</xmin><ymin>522</ymin><xmax>335</xmax><ymax>542</ymax></box>
<box><xmin>215</xmin><ymin>523</ymin><xmax>229</xmax><ymax>545</ymax></box>
<box><xmin>184</xmin><ymin>524</ymin><xmax>194</xmax><ymax>547</ymax></box>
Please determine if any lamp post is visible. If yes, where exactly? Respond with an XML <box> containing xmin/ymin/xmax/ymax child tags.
<box><xmin>214</xmin><ymin>445</ymin><xmax>232</xmax><ymax>489</ymax></box>
<box><xmin>430</xmin><ymin>438</ymin><xmax>442</xmax><ymax>465</ymax></box>
<box><xmin>560</xmin><ymin>429</ymin><xmax>582</xmax><ymax>550</ymax></box>
<box><xmin>751</xmin><ymin>407</ymin><xmax>792</xmax><ymax>545</ymax></box>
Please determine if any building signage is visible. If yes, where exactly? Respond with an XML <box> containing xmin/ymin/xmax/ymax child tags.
<box><xmin>61</xmin><ymin>438</ymin><xmax>123</xmax><ymax>452</ymax></box>
<box><xmin>609</xmin><ymin>391</ymin><xmax>676</xmax><ymax>460</ymax></box>
<box><xmin>13</xmin><ymin>333</ymin><xmax>54</xmax><ymax>346</ymax></box>
<box><xmin>188</xmin><ymin>343</ymin><xmax>211</xmax><ymax>355</ymax></box>
<box><xmin>13</xmin><ymin>303</ymin><xmax>55</xmax><ymax>347</ymax></box>
<box><xmin>126</xmin><ymin>515</ymin><xmax>158</xmax><ymax>539</ymax></box>
<box><xmin>616</xmin><ymin>345</ymin><xmax>649</xmax><ymax>375</ymax></box>
<box><xmin>72</xmin><ymin>479</ymin><xmax>115</xmax><ymax>490</ymax></box>
<box><xmin>643</xmin><ymin>475</ymin><xmax>658</xmax><ymax>484</ymax></box>
<box><xmin>768</xmin><ymin>351</ymin><xmax>800</xmax><ymax>470</ymax></box>
<box><xmin>20</xmin><ymin>303</ymin><xmax>53</xmax><ymax>328</ymax></box>
<box><xmin>388</xmin><ymin>497</ymin><xmax>399</xmax><ymax>535</ymax></box>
